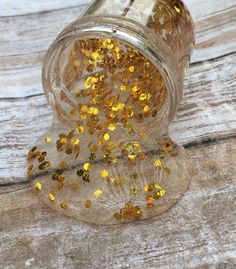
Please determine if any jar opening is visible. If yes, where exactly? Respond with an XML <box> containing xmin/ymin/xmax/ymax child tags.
<box><xmin>43</xmin><ymin>15</ymin><xmax>180</xmax><ymax>129</ymax></box>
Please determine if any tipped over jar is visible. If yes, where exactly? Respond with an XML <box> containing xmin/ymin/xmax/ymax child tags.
<box><xmin>27</xmin><ymin>0</ymin><xmax>195</xmax><ymax>224</ymax></box>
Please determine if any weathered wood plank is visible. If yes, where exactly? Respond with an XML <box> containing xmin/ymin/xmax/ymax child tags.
<box><xmin>1</xmin><ymin>0</ymin><xmax>235</xmax><ymax>19</ymax></box>
<box><xmin>192</xmin><ymin>6</ymin><xmax>236</xmax><ymax>63</ymax></box>
<box><xmin>0</xmin><ymin>52</ymin><xmax>235</xmax><ymax>189</ymax></box>
<box><xmin>0</xmin><ymin>5</ymin><xmax>87</xmax><ymax>98</ymax></box>
<box><xmin>0</xmin><ymin>0</ymin><xmax>89</xmax><ymax>17</ymax></box>
<box><xmin>0</xmin><ymin>140</ymin><xmax>235</xmax><ymax>269</ymax></box>
<box><xmin>0</xmin><ymin>3</ymin><xmax>236</xmax><ymax>97</ymax></box>
<box><xmin>0</xmin><ymin>1</ymin><xmax>235</xmax><ymax>267</ymax></box>
<box><xmin>186</xmin><ymin>0</ymin><xmax>236</xmax><ymax>19</ymax></box>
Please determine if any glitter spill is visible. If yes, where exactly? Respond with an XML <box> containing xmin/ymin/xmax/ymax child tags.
<box><xmin>28</xmin><ymin>0</ymin><xmax>195</xmax><ymax>224</ymax></box>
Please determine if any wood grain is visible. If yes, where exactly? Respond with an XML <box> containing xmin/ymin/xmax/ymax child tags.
<box><xmin>0</xmin><ymin>140</ymin><xmax>235</xmax><ymax>269</ymax></box>
<box><xmin>1</xmin><ymin>52</ymin><xmax>235</xmax><ymax>190</ymax></box>
<box><xmin>1</xmin><ymin>1</ymin><xmax>236</xmax><ymax>97</ymax></box>
<box><xmin>0</xmin><ymin>0</ymin><xmax>236</xmax><ymax>268</ymax></box>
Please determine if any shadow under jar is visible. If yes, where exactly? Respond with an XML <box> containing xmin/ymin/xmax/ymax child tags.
<box><xmin>27</xmin><ymin>0</ymin><xmax>195</xmax><ymax>224</ymax></box>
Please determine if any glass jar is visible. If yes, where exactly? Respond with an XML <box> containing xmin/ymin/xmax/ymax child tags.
<box><xmin>28</xmin><ymin>0</ymin><xmax>195</xmax><ymax>224</ymax></box>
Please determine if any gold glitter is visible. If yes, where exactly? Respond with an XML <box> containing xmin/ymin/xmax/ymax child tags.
<box><xmin>39</xmin><ymin>161</ymin><xmax>50</xmax><ymax>170</ymax></box>
<box><xmin>35</xmin><ymin>182</ymin><xmax>42</xmax><ymax>191</ymax></box>
<box><xmin>113</xmin><ymin>202</ymin><xmax>143</xmax><ymax>221</ymax></box>
<box><xmin>153</xmin><ymin>188</ymin><xmax>166</xmax><ymax>199</ymax></box>
<box><xmin>139</xmin><ymin>93</ymin><xmax>148</xmax><ymax>101</ymax></box>
<box><xmin>114</xmin><ymin>212</ymin><xmax>123</xmax><ymax>220</ymax></box>
<box><xmin>30</xmin><ymin>36</ymin><xmax>178</xmax><ymax>219</ymax></box>
<box><xmin>112</xmin><ymin>103</ymin><xmax>125</xmax><ymax>112</ymax></box>
<box><xmin>154</xmin><ymin>159</ymin><xmax>162</xmax><ymax>168</ymax></box>
<box><xmin>103</xmin><ymin>133</ymin><xmax>110</xmax><ymax>141</ymax></box>
<box><xmin>60</xmin><ymin>202</ymin><xmax>68</xmax><ymax>209</ymax></box>
<box><xmin>128</xmin><ymin>154</ymin><xmax>136</xmax><ymax>160</ymax></box>
<box><xmin>108</xmin><ymin>123</ymin><xmax>116</xmax><ymax>131</ymax></box>
<box><xmin>131</xmin><ymin>86</ymin><xmax>140</xmax><ymax>92</ymax></box>
<box><xmin>88</xmin><ymin>107</ymin><xmax>99</xmax><ymax>115</ymax></box>
<box><xmin>76</xmin><ymin>125</ymin><xmax>84</xmax><ymax>134</ymax></box>
<box><xmin>146</xmin><ymin>195</ymin><xmax>155</xmax><ymax>202</ymax></box>
<box><xmin>71</xmin><ymin>137</ymin><xmax>80</xmax><ymax>145</ymax></box>
<box><xmin>92</xmin><ymin>51</ymin><xmax>103</xmax><ymax>61</ymax></box>
<box><xmin>84</xmin><ymin>77</ymin><xmax>98</xmax><ymax>89</ymax></box>
<box><xmin>85</xmin><ymin>199</ymin><xmax>92</xmax><ymax>208</ymax></box>
<box><xmin>94</xmin><ymin>189</ymin><xmax>103</xmax><ymax>197</ymax></box>
<box><xmin>102</xmin><ymin>38</ymin><xmax>114</xmax><ymax>49</ymax></box>
<box><xmin>130</xmin><ymin>187</ymin><xmax>139</xmax><ymax>195</ymax></box>
<box><xmin>49</xmin><ymin>192</ymin><xmax>55</xmax><ymax>201</ymax></box>
<box><xmin>83</xmin><ymin>163</ymin><xmax>91</xmax><ymax>171</ymax></box>
<box><xmin>120</xmin><ymin>85</ymin><xmax>126</xmax><ymax>91</ymax></box>
<box><xmin>99</xmin><ymin>138</ymin><xmax>105</xmax><ymax>145</ymax></box>
<box><xmin>100</xmin><ymin>169</ymin><xmax>109</xmax><ymax>178</ymax></box>
<box><xmin>60</xmin><ymin>137</ymin><xmax>67</xmax><ymax>144</ymax></box>
<box><xmin>112</xmin><ymin>157</ymin><xmax>118</xmax><ymax>164</ymax></box>
<box><xmin>143</xmin><ymin>105</ymin><xmax>150</xmax><ymax>112</ymax></box>
<box><xmin>164</xmin><ymin>167</ymin><xmax>172</xmax><ymax>174</ymax></box>
<box><xmin>28</xmin><ymin>164</ymin><xmax>33</xmax><ymax>171</ymax></box>
<box><xmin>129</xmin><ymin>66</ymin><xmax>135</xmax><ymax>72</ymax></box>
<box><xmin>133</xmin><ymin>206</ymin><xmax>142</xmax><ymax>218</ymax></box>
<box><xmin>174</xmin><ymin>5</ymin><xmax>181</xmax><ymax>13</ymax></box>
<box><xmin>161</xmin><ymin>143</ymin><xmax>173</xmax><ymax>152</ymax></box>
<box><xmin>45</xmin><ymin>137</ymin><xmax>52</xmax><ymax>143</ymax></box>
<box><xmin>147</xmin><ymin>202</ymin><xmax>154</xmax><ymax>208</ymax></box>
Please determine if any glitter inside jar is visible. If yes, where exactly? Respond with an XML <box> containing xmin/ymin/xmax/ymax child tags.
<box><xmin>27</xmin><ymin>0</ymin><xmax>195</xmax><ymax>224</ymax></box>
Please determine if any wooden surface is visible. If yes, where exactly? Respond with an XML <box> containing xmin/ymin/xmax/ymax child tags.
<box><xmin>0</xmin><ymin>1</ymin><xmax>236</xmax><ymax>268</ymax></box>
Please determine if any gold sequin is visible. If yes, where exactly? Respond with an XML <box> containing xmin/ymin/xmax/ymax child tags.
<box><xmin>154</xmin><ymin>159</ymin><xmax>162</xmax><ymax>168</ymax></box>
<box><xmin>143</xmin><ymin>105</ymin><xmax>150</xmax><ymax>112</ymax></box>
<box><xmin>60</xmin><ymin>202</ymin><xmax>68</xmax><ymax>209</ymax></box>
<box><xmin>83</xmin><ymin>163</ymin><xmax>91</xmax><ymax>171</ymax></box>
<box><xmin>94</xmin><ymin>189</ymin><xmax>103</xmax><ymax>197</ymax></box>
<box><xmin>85</xmin><ymin>199</ymin><xmax>92</xmax><ymax>208</ymax></box>
<box><xmin>35</xmin><ymin>182</ymin><xmax>42</xmax><ymax>191</ymax></box>
<box><xmin>130</xmin><ymin>187</ymin><xmax>139</xmax><ymax>195</ymax></box>
<box><xmin>120</xmin><ymin>85</ymin><xmax>126</xmax><ymax>91</ymax></box>
<box><xmin>108</xmin><ymin>123</ymin><xmax>116</xmax><ymax>131</ymax></box>
<box><xmin>129</xmin><ymin>66</ymin><xmax>135</xmax><ymax>72</ymax></box>
<box><xmin>100</xmin><ymin>170</ymin><xmax>109</xmax><ymax>178</ymax></box>
<box><xmin>139</xmin><ymin>93</ymin><xmax>148</xmax><ymax>101</ymax></box>
<box><xmin>131</xmin><ymin>86</ymin><xmax>140</xmax><ymax>92</ymax></box>
<box><xmin>45</xmin><ymin>137</ymin><xmax>52</xmax><ymax>143</ymax></box>
<box><xmin>71</xmin><ymin>137</ymin><xmax>80</xmax><ymax>145</ymax></box>
<box><xmin>103</xmin><ymin>133</ymin><xmax>110</xmax><ymax>141</ymax></box>
<box><xmin>49</xmin><ymin>192</ymin><xmax>55</xmax><ymax>201</ymax></box>
<box><xmin>161</xmin><ymin>143</ymin><xmax>173</xmax><ymax>152</ymax></box>
<box><xmin>76</xmin><ymin>126</ymin><xmax>84</xmax><ymax>134</ymax></box>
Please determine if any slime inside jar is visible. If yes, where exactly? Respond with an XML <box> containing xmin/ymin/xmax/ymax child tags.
<box><xmin>27</xmin><ymin>38</ymin><xmax>192</xmax><ymax>224</ymax></box>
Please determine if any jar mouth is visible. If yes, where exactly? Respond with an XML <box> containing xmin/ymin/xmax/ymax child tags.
<box><xmin>43</xmin><ymin>15</ymin><xmax>181</xmax><ymax>124</ymax></box>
